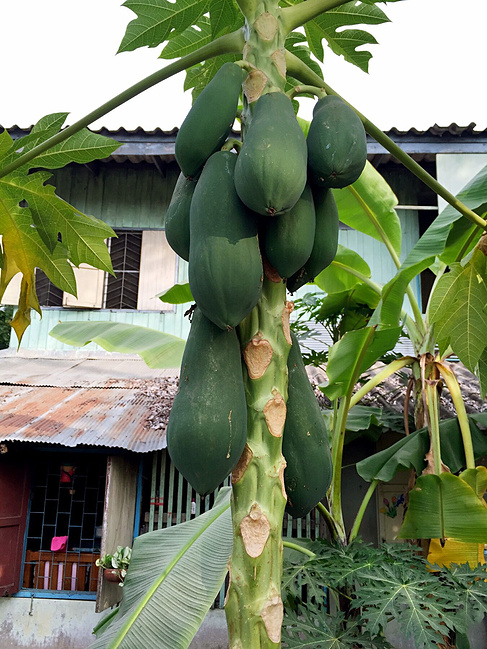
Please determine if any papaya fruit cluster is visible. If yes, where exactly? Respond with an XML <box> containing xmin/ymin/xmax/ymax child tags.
<box><xmin>166</xmin><ymin>63</ymin><xmax>366</xmax><ymax>512</ymax></box>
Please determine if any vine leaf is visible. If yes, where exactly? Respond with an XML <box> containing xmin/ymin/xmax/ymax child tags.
<box><xmin>429</xmin><ymin>247</ymin><xmax>487</xmax><ymax>372</ymax></box>
<box><xmin>0</xmin><ymin>115</ymin><xmax>118</xmax><ymax>342</ymax></box>
<box><xmin>118</xmin><ymin>0</ymin><xmax>209</xmax><ymax>53</ymax></box>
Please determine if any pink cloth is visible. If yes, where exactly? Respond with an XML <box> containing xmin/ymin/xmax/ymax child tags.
<box><xmin>50</xmin><ymin>536</ymin><xmax>68</xmax><ymax>552</ymax></box>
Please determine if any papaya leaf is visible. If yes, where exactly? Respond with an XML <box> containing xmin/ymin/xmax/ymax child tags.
<box><xmin>0</xmin><ymin>116</ymin><xmax>118</xmax><ymax>342</ymax></box>
<box><xmin>302</xmin><ymin>1</ymin><xmax>391</xmax><ymax>72</ymax></box>
<box><xmin>315</xmin><ymin>245</ymin><xmax>372</xmax><ymax>293</ymax></box>
<box><xmin>160</xmin><ymin>17</ymin><xmax>213</xmax><ymax>59</ymax></box>
<box><xmin>158</xmin><ymin>282</ymin><xmax>194</xmax><ymax>304</ymax></box>
<box><xmin>90</xmin><ymin>488</ymin><xmax>232</xmax><ymax>649</ymax></box>
<box><xmin>50</xmin><ymin>321</ymin><xmax>186</xmax><ymax>369</ymax></box>
<box><xmin>333</xmin><ymin>162</ymin><xmax>402</xmax><ymax>257</ymax></box>
<box><xmin>322</xmin><ymin>325</ymin><xmax>401</xmax><ymax>400</ymax></box>
<box><xmin>118</xmin><ymin>0</ymin><xmax>208</xmax><ymax>53</ymax></box>
<box><xmin>183</xmin><ymin>54</ymin><xmax>240</xmax><ymax>101</ymax></box>
<box><xmin>285</xmin><ymin>31</ymin><xmax>324</xmax><ymax>84</ymax></box>
<box><xmin>209</xmin><ymin>0</ymin><xmax>243</xmax><ymax>38</ymax></box>
<box><xmin>428</xmin><ymin>248</ymin><xmax>487</xmax><ymax>371</ymax></box>
<box><xmin>398</xmin><ymin>473</ymin><xmax>487</xmax><ymax>543</ymax></box>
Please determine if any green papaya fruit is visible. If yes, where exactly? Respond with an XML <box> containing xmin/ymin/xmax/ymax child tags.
<box><xmin>287</xmin><ymin>187</ymin><xmax>339</xmax><ymax>292</ymax></box>
<box><xmin>263</xmin><ymin>183</ymin><xmax>316</xmax><ymax>278</ymax></box>
<box><xmin>234</xmin><ymin>92</ymin><xmax>307</xmax><ymax>216</ymax></box>
<box><xmin>189</xmin><ymin>150</ymin><xmax>263</xmax><ymax>330</ymax></box>
<box><xmin>167</xmin><ymin>308</ymin><xmax>247</xmax><ymax>495</ymax></box>
<box><xmin>165</xmin><ymin>173</ymin><xmax>195</xmax><ymax>261</ymax></box>
<box><xmin>175</xmin><ymin>62</ymin><xmax>244</xmax><ymax>179</ymax></box>
<box><xmin>307</xmin><ymin>95</ymin><xmax>367</xmax><ymax>189</ymax></box>
<box><xmin>283</xmin><ymin>332</ymin><xmax>332</xmax><ymax>518</ymax></box>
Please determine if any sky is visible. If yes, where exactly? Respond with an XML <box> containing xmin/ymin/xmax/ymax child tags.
<box><xmin>1</xmin><ymin>0</ymin><xmax>486</xmax><ymax>133</ymax></box>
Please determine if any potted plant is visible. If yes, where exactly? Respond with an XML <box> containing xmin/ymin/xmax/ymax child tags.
<box><xmin>96</xmin><ymin>546</ymin><xmax>132</xmax><ymax>586</ymax></box>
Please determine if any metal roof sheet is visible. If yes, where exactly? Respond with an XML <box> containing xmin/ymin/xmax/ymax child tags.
<box><xmin>0</xmin><ymin>353</ymin><xmax>178</xmax><ymax>452</ymax></box>
<box><xmin>0</xmin><ymin>379</ymin><xmax>177</xmax><ymax>452</ymax></box>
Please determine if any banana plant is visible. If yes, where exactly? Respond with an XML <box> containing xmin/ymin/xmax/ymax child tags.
<box><xmin>5</xmin><ymin>2</ymin><xmax>487</xmax><ymax>649</ymax></box>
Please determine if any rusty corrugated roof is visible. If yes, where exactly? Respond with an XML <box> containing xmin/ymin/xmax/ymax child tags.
<box><xmin>0</xmin><ymin>379</ymin><xmax>177</xmax><ymax>452</ymax></box>
<box><xmin>0</xmin><ymin>353</ymin><xmax>178</xmax><ymax>452</ymax></box>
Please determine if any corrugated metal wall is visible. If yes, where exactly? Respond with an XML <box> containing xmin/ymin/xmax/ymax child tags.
<box><xmin>53</xmin><ymin>164</ymin><xmax>179</xmax><ymax>230</ymax></box>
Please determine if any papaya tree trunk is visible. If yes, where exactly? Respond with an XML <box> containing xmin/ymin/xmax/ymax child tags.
<box><xmin>225</xmin><ymin>277</ymin><xmax>292</xmax><ymax>648</ymax></box>
<box><xmin>224</xmin><ymin>3</ymin><xmax>292</xmax><ymax>647</ymax></box>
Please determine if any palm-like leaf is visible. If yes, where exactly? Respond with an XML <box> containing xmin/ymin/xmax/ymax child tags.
<box><xmin>50</xmin><ymin>321</ymin><xmax>186</xmax><ymax>369</ymax></box>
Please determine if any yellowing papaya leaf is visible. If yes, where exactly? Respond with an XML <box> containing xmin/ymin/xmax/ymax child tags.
<box><xmin>429</xmin><ymin>248</ymin><xmax>487</xmax><ymax>371</ymax></box>
<box><xmin>0</xmin><ymin>116</ymin><xmax>119</xmax><ymax>342</ymax></box>
<box><xmin>398</xmin><ymin>472</ymin><xmax>487</xmax><ymax>543</ymax></box>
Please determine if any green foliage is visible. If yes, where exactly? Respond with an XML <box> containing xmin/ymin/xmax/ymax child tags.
<box><xmin>282</xmin><ymin>540</ymin><xmax>487</xmax><ymax>649</ymax></box>
<box><xmin>90</xmin><ymin>489</ymin><xmax>232</xmax><ymax>649</ymax></box>
<box><xmin>50</xmin><ymin>321</ymin><xmax>186</xmax><ymax>368</ymax></box>
<box><xmin>0</xmin><ymin>114</ymin><xmax>118</xmax><ymax>342</ymax></box>
<box><xmin>429</xmin><ymin>247</ymin><xmax>487</xmax><ymax>372</ymax></box>
<box><xmin>398</xmin><ymin>470</ymin><xmax>487</xmax><ymax>543</ymax></box>
<box><xmin>323</xmin><ymin>325</ymin><xmax>401</xmax><ymax>400</ymax></box>
<box><xmin>0</xmin><ymin>306</ymin><xmax>13</xmax><ymax>349</ymax></box>
<box><xmin>282</xmin><ymin>0</ymin><xmax>395</xmax><ymax>72</ymax></box>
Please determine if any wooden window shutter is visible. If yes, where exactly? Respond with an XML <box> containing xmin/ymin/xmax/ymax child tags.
<box><xmin>96</xmin><ymin>456</ymin><xmax>138</xmax><ymax>612</ymax></box>
<box><xmin>137</xmin><ymin>230</ymin><xmax>176</xmax><ymax>311</ymax></box>
<box><xmin>0</xmin><ymin>456</ymin><xmax>30</xmax><ymax>596</ymax></box>
<box><xmin>63</xmin><ymin>264</ymin><xmax>105</xmax><ymax>308</ymax></box>
<box><xmin>1</xmin><ymin>273</ymin><xmax>22</xmax><ymax>306</ymax></box>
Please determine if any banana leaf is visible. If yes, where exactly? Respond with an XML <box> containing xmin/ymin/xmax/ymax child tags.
<box><xmin>90</xmin><ymin>488</ymin><xmax>232</xmax><ymax>648</ymax></box>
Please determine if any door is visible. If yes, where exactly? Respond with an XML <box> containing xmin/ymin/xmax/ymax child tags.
<box><xmin>0</xmin><ymin>455</ymin><xmax>30</xmax><ymax>595</ymax></box>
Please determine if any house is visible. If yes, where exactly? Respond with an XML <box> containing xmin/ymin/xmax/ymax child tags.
<box><xmin>0</xmin><ymin>123</ymin><xmax>486</xmax><ymax>649</ymax></box>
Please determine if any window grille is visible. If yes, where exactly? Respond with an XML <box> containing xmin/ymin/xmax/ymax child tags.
<box><xmin>35</xmin><ymin>230</ymin><xmax>143</xmax><ymax>310</ymax></box>
<box><xmin>22</xmin><ymin>453</ymin><xmax>106</xmax><ymax>593</ymax></box>
<box><xmin>35</xmin><ymin>270</ymin><xmax>63</xmax><ymax>307</ymax></box>
<box><xmin>105</xmin><ymin>231</ymin><xmax>142</xmax><ymax>309</ymax></box>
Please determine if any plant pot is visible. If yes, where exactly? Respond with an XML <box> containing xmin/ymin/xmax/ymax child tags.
<box><xmin>104</xmin><ymin>568</ymin><xmax>122</xmax><ymax>583</ymax></box>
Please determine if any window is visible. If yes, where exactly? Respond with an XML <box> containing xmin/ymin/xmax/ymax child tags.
<box><xmin>4</xmin><ymin>228</ymin><xmax>177</xmax><ymax>311</ymax></box>
<box><xmin>22</xmin><ymin>453</ymin><xmax>106</xmax><ymax>594</ymax></box>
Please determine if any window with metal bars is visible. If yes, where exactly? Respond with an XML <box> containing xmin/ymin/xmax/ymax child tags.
<box><xmin>35</xmin><ymin>230</ymin><xmax>143</xmax><ymax>309</ymax></box>
<box><xmin>22</xmin><ymin>453</ymin><xmax>106</xmax><ymax>594</ymax></box>
<box><xmin>104</xmin><ymin>230</ymin><xmax>142</xmax><ymax>309</ymax></box>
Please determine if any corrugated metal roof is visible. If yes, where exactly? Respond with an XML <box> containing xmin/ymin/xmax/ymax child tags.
<box><xmin>0</xmin><ymin>379</ymin><xmax>177</xmax><ymax>452</ymax></box>
<box><xmin>0</xmin><ymin>353</ymin><xmax>178</xmax><ymax>452</ymax></box>
<box><xmin>6</xmin><ymin>123</ymin><xmax>487</xmax><ymax>165</ymax></box>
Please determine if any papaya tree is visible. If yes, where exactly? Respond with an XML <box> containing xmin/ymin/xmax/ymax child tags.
<box><xmin>2</xmin><ymin>1</ymin><xmax>487</xmax><ymax>648</ymax></box>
